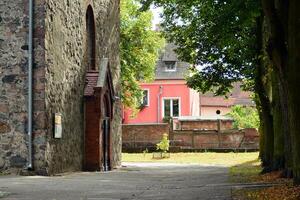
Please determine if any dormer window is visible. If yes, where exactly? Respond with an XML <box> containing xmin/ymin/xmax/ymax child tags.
<box><xmin>164</xmin><ymin>61</ymin><xmax>176</xmax><ymax>72</ymax></box>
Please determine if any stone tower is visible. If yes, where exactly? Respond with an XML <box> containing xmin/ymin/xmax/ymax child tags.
<box><xmin>0</xmin><ymin>0</ymin><xmax>121</xmax><ymax>175</ymax></box>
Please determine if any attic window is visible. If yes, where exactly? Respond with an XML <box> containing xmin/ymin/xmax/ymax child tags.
<box><xmin>164</xmin><ymin>61</ymin><xmax>176</xmax><ymax>72</ymax></box>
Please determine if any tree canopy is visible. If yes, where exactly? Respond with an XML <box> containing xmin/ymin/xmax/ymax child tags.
<box><xmin>142</xmin><ymin>0</ymin><xmax>300</xmax><ymax>185</ymax></box>
<box><xmin>142</xmin><ymin>0</ymin><xmax>261</xmax><ymax>95</ymax></box>
<box><xmin>120</xmin><ymin>0</ymin><xmax>164</xmax><ymax>110</ymax></box>
<box><xmin>227</xmin><ymin>105</ymin><xmax>260</xmax><ymax>129</ymax></box>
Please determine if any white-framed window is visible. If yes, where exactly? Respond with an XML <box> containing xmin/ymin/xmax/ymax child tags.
<box><xmin>141</xmin><ymin>89</ymin><xmax>149</xmax><ymax>107</ymax></box>
<box><xmin>164</xmin><ymin>61</ymin><xmax>177</xmax><ymax>72</ymax></box>
<box><xmin>162</xmin><ymin>98</ymin><xmax>180</xmax><ymax>118</ymax></box>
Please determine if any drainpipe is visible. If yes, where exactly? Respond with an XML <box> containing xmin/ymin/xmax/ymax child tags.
<box><xmin>27</xmin><ymin>0</ymin><xmax>34</xmax><ymax>170</ymax></box>
<box><xmin>199</xmin><ymin>94</ymin><xmax>201</xmax><ymax>116</ymax></box>
<box><xmin>157</xmin><ymin>86</ymin><xmax>163</xmax><ymax>123</ymax></box>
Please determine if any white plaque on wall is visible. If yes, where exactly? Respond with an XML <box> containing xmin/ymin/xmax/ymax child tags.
<box><xmin>54</xmin><ymin>113</ymin><xmax>62</xmax><ymax>139</ymax></box>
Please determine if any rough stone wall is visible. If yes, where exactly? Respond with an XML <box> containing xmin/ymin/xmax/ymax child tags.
<box><xmin>44</xmin><ymin>0</ymin><xmax>121</xmax><ymax>174</ymax></box>
<box><xmin>44</xmin><ymin>0</ymin><xmax>86</xmax><ymax>175</ymax></box>
<box><xmin>0</xmin><ymin>0</ymin><xmax>121</xmax><ymax>175</ymax></box>
<box><xmin>93</xmin><ymin>0</ymin><xmax>122</xmax><ymax>169</ymax></box>
<box><xmin>0</xmin><ymin>0</ymin><xmax>47</xmax><ymax>173</ymax></box>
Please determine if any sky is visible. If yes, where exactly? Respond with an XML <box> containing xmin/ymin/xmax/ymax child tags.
<box><xmin>149</xmin><ymin>6</ymin><xmax>206</xmax><ymax>72</ymax></box>
<box><xmin>151</xmin><ymin>6</ymin><xmax>163</xmax><ymax>29</ymax></box>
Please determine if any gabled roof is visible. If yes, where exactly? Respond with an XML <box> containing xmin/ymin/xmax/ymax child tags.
<box><xmin>200</xmin><ymin>82</ymin><xmax>255</xmax><ymax>107</ymax></box>
<box><xmin>84</xmin><ymin>58</ymin><xmax>114</xmax><ymax>97</ymax></box>
<box><xmin>97</xmin><ymin>58</ymin><xmax>109</xmax><ymax>87</ymax></box>
<box><xmin>161</xmin><ymin>43</ymin><xmax>178</xmax><ymax>61</ymax></box>
<box><xmin>201</xmin><ymin>97</ymin><xmax>235</xmax><ymax>107</ymax></box>
<box><xmin>84</xmin><ymin>71</ymin><xmax>99</xmax><ymax>96</ymax></box>
<box><xmin>233</xmin><ymin>98</ymin><xmax>254</xmax><ymax>106</ymax></box>
<box><xmin>155</xmin><ymin>43</ymin><xmax>190</xmax><ymax>80</ymax></box>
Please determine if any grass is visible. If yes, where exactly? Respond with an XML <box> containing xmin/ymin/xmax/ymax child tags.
<box><xmin>123</xmin><ymin>152</ymin><xmax>300</xmax><ymax>199</ymax></box>
<box><xmin>230</xmin><ymin>158</ymin><xmax>300</xmax><ymax>200</ymax></box>
<box><xmin>122</xmin><ymin>152</ymin><xmax>259</xmax><ymax>167</ymax></box>
<box><xmin>230</xmin><ymin>159</ymin><xmax>261</xmax><ymax>183</ymax></box>
<box><xmin>231</xmin><ymin>174</ymin><xmax>300</xmax><ymax>200</ymax></box>
<box><xmin>0</xmin><ymin>172</ymin><xmax>6</xmax><ymax>176</ymax></box>
<box><xmin>0</xmin><ymin>191</ymin><xmax>10</xmax><ymax>198</ymax></box>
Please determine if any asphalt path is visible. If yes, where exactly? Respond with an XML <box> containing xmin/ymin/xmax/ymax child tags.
<box><xmin>0</xmin><ymin>162</ymin><xmax>231</xmax><ymax>200</ymax></box>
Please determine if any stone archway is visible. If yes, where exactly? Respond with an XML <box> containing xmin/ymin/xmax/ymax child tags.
<box><xmin>86</xmin><ymin>5</ymin><xmax>96</xmax><ymax>71</ymax></box>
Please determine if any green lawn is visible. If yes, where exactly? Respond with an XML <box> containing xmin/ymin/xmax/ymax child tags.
<box><xmin>123</xmin><ymin>152</ymin><xmax>300</xmax><ymax>199</ymax></box>
<box><xmin>229</xmin><ymin>158</ymin><xmax>261</xmax><ymax>183</ymax></box>
<box><xmin>123</xmin><ymin>152</ymin><xmax>263</xmax><ymax>199</ymax></box>
<box><xmin>122</xmin><ymin>152</ymin><xmax>259</xmax><ymax>167</ymax></box>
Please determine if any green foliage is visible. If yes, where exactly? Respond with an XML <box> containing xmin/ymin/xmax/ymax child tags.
<box><xmin>120</xmin><ymin>0</ymin><xmax>164</xmax><ymax>111</ymax></box>
<box><xmin>156</xmin><ymin>133</ymin><xmax>169</xmax><ymax>153</ymax></box>
<box><xmin>143</xmin><ymin>148</ymin><xmax>149</xmax><ymax>157</ymax></box>
<box><xmin>162</xmin><ymin>116</ymin><xmax>171</xmax><ymax>123</ymax></box>
<box><xmin>227</xmin><ymin>105</ymin><xmax>260</xmax><ymax>129</ymax></box>
<box><xmin>229</xmin><ymin>158</ymin><xmax>261</xmax><ymax>183</ymax></box>
<box><xmin>142</xmin><ymin>0</ymin><xmax>261</xmax><ymax>96</ymax></box>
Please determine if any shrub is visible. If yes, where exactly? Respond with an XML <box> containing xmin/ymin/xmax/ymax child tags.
<box><xmin>156</xmin><ymin>133</ymin><xmax>170</xmax><ymax>153</ymax></box>
<box><xmin>227</xmin><ymin>105</ymin><xmax>259</xmax><ymax>129</ymax></box>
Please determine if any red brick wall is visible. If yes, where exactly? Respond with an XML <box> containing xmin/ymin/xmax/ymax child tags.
<box><xmin>84</xmin><ymin>99</ymin><xmax>100</xmax><ymax>171</ymax></box>
<box><xmin>179</xmin><ymin>120</ymin><xmax>233</xmax><ymax>130</ymax></box>
<box><xmin>172</xmin><ymin>133</ymin><xmax>193</xmax><ymax>147</ymax></box>
<box><xmin>122</xmin><ymin>123</ymin><xmax>259</xmax><ymax>151</ymax></box>
<box><xmin>173</xmin><ymin>128</ymin><xmax>259</xmax><ymax>149</ymax></box>
<box><xmin>122</xmin><ymin>123</ymin><xmax>169</xmax><ymax>151</ymax></box>
<box><xmin>193</xmin><ymin>133</ymin><xmax>219</xmax><ymax>148</ymax></box>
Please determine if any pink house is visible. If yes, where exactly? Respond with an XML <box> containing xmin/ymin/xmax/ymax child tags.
<box><xmin>122</xmin><ymin>44</ymin><xmax>254</xmax><ymax>125</ymax></box>
<box><xmin>123</xmin><ymin>44</ymin><xmax>200</xmax><ymax>124</ymax></box>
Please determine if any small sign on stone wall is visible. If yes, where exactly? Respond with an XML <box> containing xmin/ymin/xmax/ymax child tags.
<box><xmin>54</xmin><ymin>113</ymin><xmax>62</xmax><ymax>139</ymax></box>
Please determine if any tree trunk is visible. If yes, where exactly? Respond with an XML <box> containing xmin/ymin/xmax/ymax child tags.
<box><xmin>276</xmin><ymin>73</ymin><xmax>293</xmax><ymax>177</ymax></box>
<box><xmin>257</xmin><ymin>99</ymin><xmax>265</xmax><ymax>162</ymax></box>
<box><xmin>255</xmin><ymin>14</ymin><xmax>274</xmax><ymax>172</ymax></box>
<box><xmin>261</xmin><ymin>0</ymin><xmax>292</xmax><ymax>177</ymax></box>
<box><xmin>287</xmin><ymin>0</ymin><xmax>300</xmax><ymax>185</ymax></box>
<box><xmin>273</xmin><ymin>0</ymin><xmax>292</xmax><ymax>178</ymax></box>
<box><xmin>272</xmin><ymin>71</ymin><xmax>285</xmax><ymax>170</ymax></box>
<box><xmin>277</xmin><ymin>76</ymin><xmax>293</xmax><ymax>177</ymax></box>
<box><xmin>256</xmin><ymin>82</ymin><xmax>274</xmax><ymax>172</ymax></box>
<box><xmin>255</xmin><ymin>63</ymin><xmax>274</xmax><ymax>172</ymax></box>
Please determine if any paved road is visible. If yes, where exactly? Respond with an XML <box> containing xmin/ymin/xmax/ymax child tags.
<box><xmin>0</xmin><ymin>163</ymin><xmax>231</xmax><ymax>200</ymax></box>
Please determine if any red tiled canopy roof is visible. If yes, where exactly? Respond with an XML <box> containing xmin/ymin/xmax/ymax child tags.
<box><xmin>84</xmin><ymin>58</ymin><xmax>111</xmax><ymax>97</ymax></box>
<box><xmin>84</xmin><ymin>71</ymin><xmax>99</xmax><ymax>96</ymax></box>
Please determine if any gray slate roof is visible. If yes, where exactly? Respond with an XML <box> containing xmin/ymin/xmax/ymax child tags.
<box><xmin>97</xmin><ymin>58</ymin><xmax>109</xmax><ymax>87</ymax></box>
<box><xmin>155</xmin><ymin>43</ymin><xmax>190</xmax><ymax>80</ymax></box>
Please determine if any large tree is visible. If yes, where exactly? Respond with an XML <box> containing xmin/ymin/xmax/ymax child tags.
<box><xmin>143</xmin><ymin>0</ymin><xmax>259</xmax><ymax>95</ymax></box>
<box><xmin>141</xmin><ymin>0</ymin><xmax>275</xmax><ymax>166</ymax></box>
<box><xmin>142</xmin><ymin>0</ymin><xmax>300</xmax><ymax>184</ymax></box>
<box><xmin>286</xmin><ymin>0</ymin><xmax>300</xmax><ymax>184</ymax></box>
<box><xmin>121</xmin><ymin>0</ymin><xmax>164</xmax><ymax>111</ymax></box>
